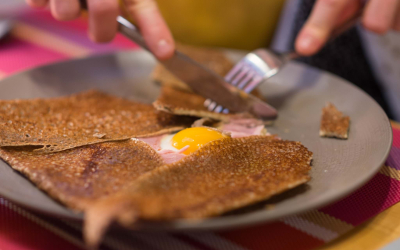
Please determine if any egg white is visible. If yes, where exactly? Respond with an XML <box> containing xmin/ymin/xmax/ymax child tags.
<box><xmin>159</xmin><ymin>133</ymin><xmax>180</xmax><ymax>152</ymax></box>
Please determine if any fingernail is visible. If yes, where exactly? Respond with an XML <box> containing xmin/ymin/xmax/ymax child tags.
<box><xmin>298</xmin><ymin>34</ymin><xmax>316</xmax><ymax>50</ymax></box>
<box><xmin>156</xmin><ymin>39</ymin><xmax>173</xmax><ymax>59</ymax></box>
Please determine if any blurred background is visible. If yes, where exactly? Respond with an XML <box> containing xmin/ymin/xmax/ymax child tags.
<box><xmin>1</xmin><ymin>0</ymin><xmax>400</xmax><ymax>121</ymax></box>
<box><xmin>156</xmin><ymin>0</ymin><xmax>286</xmax><ymax>50</ymax></box>
<box><xmin>0</xmin><ymin>0</ymin><xmax>287</xmax><ymax>50</ymax></box>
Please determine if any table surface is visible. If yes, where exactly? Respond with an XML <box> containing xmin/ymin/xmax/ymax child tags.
<box><xmin>1</xmin><ymin>9</ymin><xmax>400</xmax><ymax>250</ymax></box>
<box><xmin>320</xmin><ymin>122</ymin><xmax>400</xmax><ymax>250</ymax></box>
<box><xmin>320</xmin><ymin>199</ymin><xmax>400</xmax><ymax>250</ymax></box>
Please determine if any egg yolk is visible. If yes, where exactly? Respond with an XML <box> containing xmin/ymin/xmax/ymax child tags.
<box><xmin>172</xmin><ymin>127</ymin><xmax>227</xmax><ymax>155</ymax></box>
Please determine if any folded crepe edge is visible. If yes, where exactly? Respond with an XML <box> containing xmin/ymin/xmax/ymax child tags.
<box><xmin>153</xmin><ymin>99</ymin><xmax>259</xmax><ymax>122</ymax></box>
<box><xmin>84</xmin><ymin>197</ymin><xmax>138</xmax><ymax>248</ymax></box>
<box><xmin>153</xmin><ymin>100</ymin><xmax>233</xmax><ymax>121</ymax></box>
<box><xmin>0</xmin><ymin>126</ymin><xmax>187</xmax><ymax>154</ymax></box>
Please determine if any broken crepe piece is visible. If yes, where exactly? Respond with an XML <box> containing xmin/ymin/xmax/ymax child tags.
<box><xmin>320</xmin><ymin>103</ymin><xmax>350</xmax><ymax>139</ymax></box>
<box><xmin>0</xmin><ymin>90</ymin><xmax>194</xmax><ymax>153</ymax></box>
<box><xmin>85</xmin><ymin>136</ymin><xmax>312</xmax><ymax>246</ymax></box>
<box><xmin>0</xmin><ymin>140</ymin><xmax>164</xmax><ymax>211</ymax></box>
<box><xmin>153</xmin><ymin>86</ymin><xmax>256</xmax><ymax>120</ymax></box>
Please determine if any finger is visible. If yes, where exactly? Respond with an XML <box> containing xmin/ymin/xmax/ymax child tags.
<box><xmin>393</xmin><ymin>2</ymin><xmax>400</xmax><ymax>31</ymax></box>
<box><xmin>334</xmin><ymin>0</ymin><xmax>362</xmax><ymax>27</ymax></box>
<box><xmin>87</xmin><ymin>0</ymin><xmax>119</xmax><ymax>43</ymax></box>
<box><xmin>363</xmin><ymin>0</ymin><xmax>399</xmax><ymax>34</ymax></box>
<box><xmin>50</xmin><ymin>0</ymin><xmax>81</xmax><ymax>21</ymax></box>
<box><xmin>124</xmin><ymin>0</ymin><xmax>175</xmax><ymax>60</ymax></box>
<box><xmin>26</xmin><ymin>0</ymin><xmax>48</xmax><ymax>8</ymax></box>
<box><xmin>295</xmin><ymin>0</ymin><xmax>349</xmax><ymax>56</ymax></box>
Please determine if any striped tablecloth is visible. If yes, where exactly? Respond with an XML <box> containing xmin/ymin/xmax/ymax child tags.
<box><xmin>1</xmin><ymin>9</ymin><xmax>400</xmax><ymax>250</ymax></box>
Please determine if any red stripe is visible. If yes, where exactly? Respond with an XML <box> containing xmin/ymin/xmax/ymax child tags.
<box><xmin>0</xmin><ymin>200</ymin><xmax>81</xmax><ymax>250</ymax></box>
<box><xmin>319</xmin><ymin>173</ymin><xmax>400</xmax><ymax>225</ymax></box>
<box><xmin>0</xmin><ymin>37</ymin><xmax>68</xmax><ymax>75</ymax></box>
<box><xmin>219</xmin><ymin>221</ymin><xmax>324</xmax><ymax>250</ymax></box>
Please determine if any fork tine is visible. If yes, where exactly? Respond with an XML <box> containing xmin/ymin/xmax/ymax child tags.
<box><xmin>243</xmin><ymin>75</ymin><xmax>263</xmax><ymax>93</ymax></box>
<box><xmin>204</xmin><ymin>62</ymin><xmax>245</xmax><ymax>112</ymax></box>
<box><xmin>209</xmin><ymin>73</ymin><xmax>257</xmax><ymax>112</ymax></box>
<box><xmin>224</xmin><ymin>61</ymin><xmax>244</xmax><ymax>82</ymax></box>
<box><xmin>207</xmin><ymin>101</ymin><xmax>217</xmax><ymax>111</ymax></box>
<box><xmin>231</xmin><ymin>66</ymin><xmax>250</xmax><ymax>86</ymax></box>
<box><xmin>204</xmin><ymin>98</ymin><xmax>212</xmax><ymax>107</ymax></box>
<box><xmin>208</xmin><ymin>101</ymin><xmax>217</xmax><ymax>111</ymax></box>
<box><xmin>205</xmin><ymin>50</ymin><xmax>273</xmax><ymax>113</ymax></box>
<box><xmin>237</xmin><ymin>71</ymin><xmax>255</xmax><ymax>90</ymax></box>
<box><xmin>214</xmin><ymin>105</ymin><xmax>224</xmax><ymax>113</ymax></box>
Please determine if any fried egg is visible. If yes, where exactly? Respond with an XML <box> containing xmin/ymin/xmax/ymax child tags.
<box><xmin>160</xmin><ymin>127</ymin><xmax>228</xmax><ymax>155</ymax></box>
<box><xmin>137</xmin><ymin>121</ymin><xmax>266</xmax><ymax>164</ymax></box>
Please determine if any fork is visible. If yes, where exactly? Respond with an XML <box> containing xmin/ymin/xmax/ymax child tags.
<box><xmin>205</xmin><ymin>8</ymin><xmax>365</xmax><ymax>114</ymax></box>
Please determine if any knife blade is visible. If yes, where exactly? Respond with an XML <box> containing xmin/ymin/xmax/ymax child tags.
<box><xmin>117</xmin><ymin>17</ymin><xmax>278</xmax><ymax>120</ymax></box>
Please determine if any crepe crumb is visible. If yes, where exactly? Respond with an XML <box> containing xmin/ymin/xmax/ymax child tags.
<box><xmin>319</xmin><ymin>103</ymin><xmax>350</xmax><ymax>139</ymax></box>
<box><xmin>93</xmin><ymin>133</ymin><xmax>106</xmax><ymax>139</ymax></box>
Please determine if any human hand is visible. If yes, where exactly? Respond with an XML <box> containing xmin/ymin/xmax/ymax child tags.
<box><xmin>25</xmin><ymin>0</ymin><xmax>175</xmax><ymax>60</ymax></box>
<box><xmin>295</xmin><ymin>0</ymin><xmax>400</xmax><ymax>56</ymax></box>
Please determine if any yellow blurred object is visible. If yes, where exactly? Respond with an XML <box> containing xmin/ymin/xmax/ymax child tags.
<box><xmin>121</xmin><ymin>0</ymin><xmax>286</xmax><ymax>50</ymax></box>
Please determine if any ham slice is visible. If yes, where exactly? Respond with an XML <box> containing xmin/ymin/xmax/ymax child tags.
<box><xmin>220</xmin><ymin>118</ymin><xmax>267</xmax><ymax>138</ymax></box>
<box><xmin>137</xmin><ymin>136</ymin><xmax>163</xmax><ymax>151</ymax></box>
<box><xmin>157</xmin><ymin>146</ymin><xmax>189</xmax><ymax>164</ymax></box>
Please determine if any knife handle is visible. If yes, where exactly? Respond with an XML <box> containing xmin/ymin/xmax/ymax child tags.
<box><xmin>78</xmin><ymin>0</ymin><xmax>150</xmax><ymax>51</ymax></box>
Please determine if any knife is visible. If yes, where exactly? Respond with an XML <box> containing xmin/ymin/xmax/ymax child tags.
<box><xmin>80</xmin><ymin>1</ymin><xmax>278</xmax><ymax>119</ymax></box>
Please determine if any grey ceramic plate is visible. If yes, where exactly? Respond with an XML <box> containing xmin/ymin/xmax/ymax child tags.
<box><xmin>0</xmin><ymin>50</ymin><xmax>392</xmax><ymax>231</ymax></box>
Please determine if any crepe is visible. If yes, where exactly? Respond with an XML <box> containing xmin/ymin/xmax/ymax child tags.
<box><xmin>85</xmin><ymin>136</ymin><xmax>313</xmax><ymax>246</ymax></box>
<box><xmin>0</xmin><ymin>90</ymin><xmax>194</xmax><ymax>153</ymax></box>
<box><xmin>320</xmin><ymin>103</ymin><xmax>350</xmax><ymax>139</ymax></box>
<box><xmin>0</xmin><ymin>139</ymin><xmax>164</xmax><ymax>210</ymax></box>
<box><xmin>153</xmin><ymin>86</ymin><xmax>257</xmax><ymax>121</ymax></box>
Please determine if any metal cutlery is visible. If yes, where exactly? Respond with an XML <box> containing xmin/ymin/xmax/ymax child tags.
<box><xmin>205</xmin><ymin>8</ymin><xmax>365</xmax><ymax>113</ymax></box>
